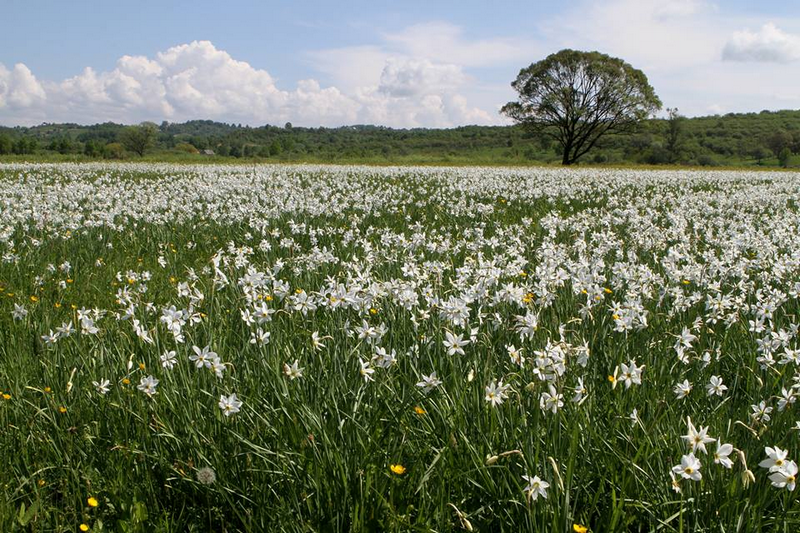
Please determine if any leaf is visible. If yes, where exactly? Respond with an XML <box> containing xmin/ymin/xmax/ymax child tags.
<box><xmin>18</xmin><ymin>500</ymin><xmax>39</xmax><ymax>526</ymax></box>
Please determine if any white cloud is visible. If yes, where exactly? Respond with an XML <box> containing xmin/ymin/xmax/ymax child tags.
<box><xmin>723</xmin><ymin>23</ymin><xmax>800</xmax><ymax>63</ymax></box>
<box><xmin>378</xmin><ymin>58</ymin><xmax>466</xmax><ymax>97</ymax></box>
<box><xmin>0</xmin><ymin>63</ymin><xmax>46</xmax><ymax>109</ymax></box>
<box><xmin>0</xmin><ymin>40</ymin><xmax>495</xmax><ymax>127</ymax></box>
<box><xmin>306</xmin><ymin>45</ymin><xmax>389</xmax><ymax>92</ymax></box>
<box><xmin>653</xmin><ymin>0</ymin><xmax>715</xmax><ymax>20</ymax></box>
<box><xmin>383</xmin><ymin>22</ymin><xmax>539</xmax><ymax>68</ymax></box>
<box><xmin>549</xmin><ymin>0</ymin><xmax>725</xmax><ymax>71</ymax></box>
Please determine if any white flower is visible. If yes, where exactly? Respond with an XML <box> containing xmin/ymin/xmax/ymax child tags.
<box><xmin>416</xmin><ymin>371</ymin><xmax>442</xmax><ymax>394</ymax></box>
<box><xmin>681</xmin><ymin>417</ymin><xmax>715</xmax><ymax>454</ymax></box>
<box><xmin>41</xmin><ymin>330</ymin><xmax>59</xmax><ymax>346</ymax></box>
<box><xmin>672</xmin><ymin>453</ymin><xmax>702</xmax><ymax>481</ymax></box>
<box><xmin>777</xmin><ymin>388</ymin><xmax>796</xmax><ymax>411</ymax></box>
<box><xmin>522</xmin><ymin>474</ymin><xmax>549</xmax><ymax>501</ymax></box>
<box><xmin>506</xmin><ymin>344</ymin><xmax>524</xmax><ymax>366</ymax></box>
<box><xmin>218</xmin><ymin>393</ymin><xmax>242</xmax><ymax>417</ymax></box>
<box><xmin>669</xmin><ymin>471</ymin><xmax>682</xmax><ymax>493</ymax></box>
<box><xmin>706</xmin><ymin>375</ymin><xmax>727</xmax><ymax>396</ymax></box>
<box><xmin>210</xmin><ymin>358</ymin><xmax>226</xmax><ymax>379</ymax></box>
<box><xmin>311</xmin><ymin>331</ymin><xmax>326</xmax><ymax>350</ymax></box>
<box><xmin>673</xmin><ymin>379</ymin><xmax>692</xmax><ymax>400</ymax></box>
<box><xmin>92</xmin><ymin>378</ymin><xmax>110</xmax><ymax>395</ymax></box>
<box><xmin>759</xmin><ymin>446</ymin><xmax>790</xmax><ymax>472</ymax></box>
<box><xmin>485</xmin><ymin>380</ymin><xmax>511</xmax><ymax>407</ymax></box>
<box><xmin>713</xmin><ymin>439</ymin><xmax>734</xmax><ymax>469</ymax></box>
<box><xmin>283</xmin><ymin>359</ymin><xmax>304</xmax><ymax>380</ymax></box>
<box><xmin>137</xmin><ymin>375</ymin><xmax>159</xmax><ymax>397</ymax></box>
<box><xmin>443</xmin><ymin>331</ymin><xmax>470</xmax><ymax>356</ymax></box>
<box><xmin>372</xmin><ymin>346</ymin><xmax>397</xmax><ymax>368</ymax></box>
<box><xmin>539</xmin><ymin>384</ymin><xmax>563</xmax><ymax>414</ymax></box>
<box><xmin>160</xmin><ymin>350</ymin><xmax>177</xmax><ymax>369</ymax></box>
<box><xmin>751</xmin><ymin>401</ymin><xmax>773</xmax><ymax>423</ymax></box>
<box><xmin>12</xmin><ymin>303</ymin><xmax>28</xmax><ymax>320</ymax></box>
<box><xmin>190</xmin><ymin>345</ymin><xmax>216</xmax><ymax>368</ymax></box>
<box><xmin>249</xmin><ymin>328</ymin><xmax>271</xmax><ymax>345</ymax></box>
<box><xmin>572</xmin><ymin>377</ymin><xmax>587</xmax><ymax>404</ymax></box>
<box><xmin>359</xmin><ymin>359</ymin><xmax>375</xmax><ymax>382</ymax></box>
<box><xmin>619</xmin><ymin>359</ymin><xmax>644</xmax><ymax>388</ymax></box>
<box><xmin>768</xmin><ymin>461</ymin><xmax>798</xmax><ymax>491</ymax></box>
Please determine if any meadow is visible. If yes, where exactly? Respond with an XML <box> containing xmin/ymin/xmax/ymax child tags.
<box><xmin>0</xmin><ymin>162</ymin><xmax>798</xmax><ymax>532</ymax></box>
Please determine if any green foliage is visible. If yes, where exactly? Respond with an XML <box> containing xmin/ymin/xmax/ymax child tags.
<box><xmin>119</xmin><ymin>123</ymin><xmax>158</xmax><ymax>157</ymax></box>
<box><xmin>103</xmin><ymin>142</ymin><xmax>125</xmax><ymax>159</ymax></box>
<box><xmin>778</xmin><ymin>147</ymin><xmax>792</xmax><ymax>168</ymax></box>
<box><xmin>2</xmin><ymin>109</ymin><xmax>800</xmax><ymax>167</ymax></box>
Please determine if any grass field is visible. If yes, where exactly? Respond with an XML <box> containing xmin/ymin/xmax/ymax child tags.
<box><xmin>1</xmin><ymin>163</ymin><xmax>799</xmax><ymax>531</ymax></box>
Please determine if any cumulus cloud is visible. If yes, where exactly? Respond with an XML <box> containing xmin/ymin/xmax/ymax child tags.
<box><xmin>0</xmin><ymin>40</ymin><xmax>495</xmax><ymax>127</ymax></box>
<box><xmin>722</xmin><ymin>23</ymin><xmax>800</xmax><ymax>63</ymax></box>
<box><xmin>0</xmin><ymin>63</ymin><xmax>46</xmax><ymax>109</ymax></box>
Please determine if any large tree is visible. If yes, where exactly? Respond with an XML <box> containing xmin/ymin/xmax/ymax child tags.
<box><xmin>119</xmin><ymin>122</ymin><xmax>158</xmax><ymax>157</ymax></box>
<box><xmin>502</xmin><ymin>49</ymin><xmax>661</xmax><ymax>165</ymax></box>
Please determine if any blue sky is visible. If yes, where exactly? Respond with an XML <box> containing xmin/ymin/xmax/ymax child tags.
<box><xmin>1</xmin><ymin>0</ymin><xmax>799</xmax><ymax>127</ymax></box>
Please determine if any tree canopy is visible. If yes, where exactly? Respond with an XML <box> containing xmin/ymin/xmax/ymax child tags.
<box><xmin>119</xmin><ymin>122</ymin><xmax>158</xmax><ymax>157</ymax></box>
<box><xmin>502</xmin><ymin>49</ymin><xmax>662</xmax><ymax>165</ymax></box>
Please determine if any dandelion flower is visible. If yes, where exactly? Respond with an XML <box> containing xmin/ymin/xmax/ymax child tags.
<box><xmin>196</xmin><ymin>466</ymin><xmax>216</xmax><ymax>485</ymax></box>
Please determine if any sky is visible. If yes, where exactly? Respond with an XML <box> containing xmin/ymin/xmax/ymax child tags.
<box><xmin>1</xmin><ymin>0</ymin><xmax>799</xmax><ymax>128</ymax></box>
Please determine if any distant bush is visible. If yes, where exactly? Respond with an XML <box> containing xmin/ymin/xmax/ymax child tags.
<box><xmin>175</xmin><ymin>142</ymin><xmax>199</xmax><ymax>154</ymax></box>
<box><xmin>104</xmin><ymin>142</ymin><xmax>125</xmax><ymax>159</ymax></box>
<box><xmin>696</xmin><ymin>154</ymin><xmax>718</xmax><ymax>166</ymax></box>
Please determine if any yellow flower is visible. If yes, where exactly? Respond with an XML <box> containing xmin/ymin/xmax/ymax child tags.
<box><xmin>38</xmin><ymin>479</ymin><xmax>46</xmax><ymax>487</ymax></box>
<box><xmin>30</xmin><ymin>295</ymin><xmax>39</xmax><ymax>302</ymax></box>
<box><xmin>58</xmin><ymin>406</ymin><xmax>67</xmax><ymax>414</ymax></box>
<box><xmin>390</xmin><ymin>464</ymin><xmax>406</xmax><ymax>475</ymax></box>
<box><xmin>87</xmin><ymin>496</ymin><xmax>98</xmax><ymax>507</ymax></box>
<box><xmin>122</xmin><ymin>378</ymin><xmax>131</xmax><ymax>385</ymax></box>
<box><xmin>369</xmin><ymin>308</ymin><xmax>378</xmax><ymax>315</ymax></box>
<box><xmin>2</xmin><ymin>393</ymin><xmax>11</xmax><ymax>400</ymax></box>
<box><xmin>573</xmin><ymin>525</ymin><xmax>588</xmax><ymax>533</ymax></box>
<box><xmin>44</xmin><ymin>387</ymin><xmax>52</xmax><ymax>393</ymax></box>
<box><xmin>80</xmin><ymin>524</ymin><xmax>90</xmax><ymax>532</ymax></box>
<box><xmin>414</xmin><ymin>406</ymin><xmax>426</xmax><ymax>415</ymax></box>
<box><xmin>54</xmin><ymin>302</ymin><xmax>61</xmax><ymax>308</ymax></box>
<box><xmin>138</xmin><ymin>362</ymin><xmax>146</xmax><ymax>370</ymax></box>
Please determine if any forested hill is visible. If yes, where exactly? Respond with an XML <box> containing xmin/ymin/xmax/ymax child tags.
<box><xmin>2</xmin><ymin>110</ymin><xmax>800</xmax><ymax>167</ymax></box>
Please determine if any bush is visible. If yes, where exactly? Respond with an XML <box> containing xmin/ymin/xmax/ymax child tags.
<box><xmin>175</xmin><ymin>142</ymin><xmax>199</xmax><ymax>154</ymax></box>
<box><xmin>104</xmin><ymin>142</ymin><xmax>125</xmax><ymax>159</ymax></box>
<box><xmin>696</xmin><ymin>154</ymin><xmax>718</xmax><ymax>166</ymax></box>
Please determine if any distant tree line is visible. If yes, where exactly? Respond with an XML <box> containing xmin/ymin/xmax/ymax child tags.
<box><xmin>1</xmin><ymin>111</ymin><xmax>800</xmax><ymax>167</ymax></box>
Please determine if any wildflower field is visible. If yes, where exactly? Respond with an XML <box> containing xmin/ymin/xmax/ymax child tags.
<box><xmin>1</xmin><ymin>162</ymin><xmax>799</xmax><ymax>532</ymax></box>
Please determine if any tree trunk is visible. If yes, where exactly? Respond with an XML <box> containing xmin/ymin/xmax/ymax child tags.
<box><xmin>562</xmin><ymin>137</ymin><xmax>574</xmax><ymax>165</ymax></box>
